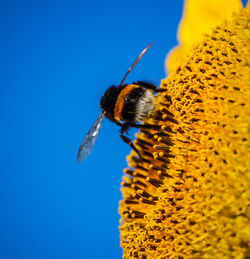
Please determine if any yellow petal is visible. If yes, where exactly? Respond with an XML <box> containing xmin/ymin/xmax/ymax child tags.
<box><xmin>166</xmin><ymin>0</ymin><xmax>243</xmax><ymax>74</ymax></box>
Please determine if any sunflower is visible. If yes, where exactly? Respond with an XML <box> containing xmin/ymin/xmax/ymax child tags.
<box><xmin>119</xmin><ymin>1</ymin><xmax>250</xmax><ymax>258</ymax></box>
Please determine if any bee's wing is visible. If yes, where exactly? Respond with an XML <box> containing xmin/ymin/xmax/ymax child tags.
<box><xmin>119</xmin><ymin>42</ymin><xmax>154</xmax><ymax>87</ymax></box>
<box><xmin>77</xmin><ymin>112</ymin><xmax>105</xmax><ymax>163</ymax></box>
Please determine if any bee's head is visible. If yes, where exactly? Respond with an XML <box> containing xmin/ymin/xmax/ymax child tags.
<box><xmin>100</xmin><ymin>85</ymin><xmax>120</xmax><ymax>119</ymax></box>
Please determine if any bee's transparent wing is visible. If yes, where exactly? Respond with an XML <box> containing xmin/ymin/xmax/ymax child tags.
<box><xmin>119</xmin><ymin>42</ymin><xmax>154</xmax><ymax>87</ymax></box>
<box><xmin>77</xmin><ymin>112</ymin><xmax>105</xmax><ymax>163</ymax></box>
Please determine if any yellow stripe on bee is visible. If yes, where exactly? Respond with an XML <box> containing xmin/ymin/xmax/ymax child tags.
<box><xmin>114</xmin><ymin>84</ymin><xmax>139</xmax><ymax>121</ymax></box>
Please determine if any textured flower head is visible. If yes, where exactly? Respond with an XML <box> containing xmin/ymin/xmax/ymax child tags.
<box><xmin>119</xmin><ymin>1</ymin><xmax>250</xmax><ymax>258</ymax></box>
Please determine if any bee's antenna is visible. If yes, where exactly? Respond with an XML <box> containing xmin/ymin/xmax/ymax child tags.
<box><xmin>118</xmin><ymin>42</ymin><xmax>154</xmax><ymax>87</ymax></box>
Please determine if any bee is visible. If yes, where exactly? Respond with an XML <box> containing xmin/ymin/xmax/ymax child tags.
<box><xmin>77</xmin><ymin>43</ymin><xmax>163</xmax><ymax>163</ymax></box>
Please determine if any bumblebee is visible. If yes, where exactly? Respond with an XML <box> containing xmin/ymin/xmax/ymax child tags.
<box><xmin>77</xmin><ymin>43</ymin><xmax>162</xmax><ymax>162</ymax></box>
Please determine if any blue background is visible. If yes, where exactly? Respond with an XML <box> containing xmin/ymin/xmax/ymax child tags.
<box><xmin>0</xmin><ymin>0</ymin><xmax>247</xmax><ymax>258</ymax></box>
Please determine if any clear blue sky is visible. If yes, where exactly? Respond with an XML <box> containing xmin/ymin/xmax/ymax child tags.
<box><xmin>0</xmin><ymin>1</ymin><xmax>247</xmax><ymax>258</ymax></box>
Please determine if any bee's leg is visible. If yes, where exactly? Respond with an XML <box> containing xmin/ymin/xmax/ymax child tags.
<box><xmin>129</xmin><ymin>123</ymin><xmax>161</xmax><ymax>131</ymax></box>
<box><xmin>114</xmin><ymin>120</ymin><xmax>123</xmax><ymax>127</ymax></box>
<box><xmin>133</xmin><ymin>81</ymin><xmax>166</xmax><ymax>93</ymax></box>
<box><xmin>128</xmin><ymin>123</ymin><xmax>169</xmax><ymax>135</ymax></box>
<box><xmin>105</xmin><ymin>114</ymin><xmax>123</xmax><ymax>127</ymax></box>
<box><xmin>120</xmin><ymin>124</ymin><xmax>142</xmax><ymax>158</ymax></box>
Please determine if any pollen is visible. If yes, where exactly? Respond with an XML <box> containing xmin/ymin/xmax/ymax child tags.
<box><xmin>119</xmin><ymin>6</ymin><xmax>250</xmax><ymax>259</ymax></box>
